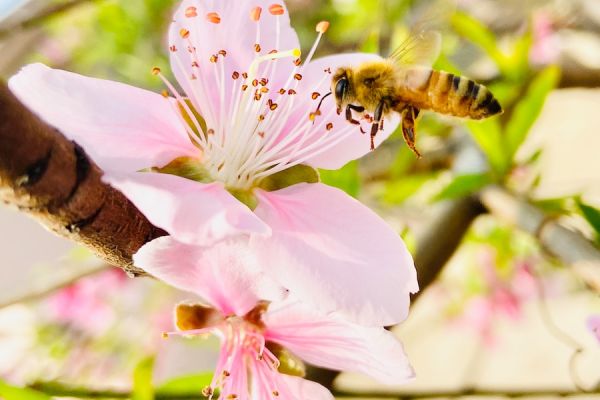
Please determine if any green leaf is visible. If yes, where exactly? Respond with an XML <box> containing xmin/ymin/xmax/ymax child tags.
<box><xmin>451</xmin><ymin>12</ymin><xmax>509</xmax><ymax>73</ymax></box>
<box><xmin>533</xmin><ymin>196</ymin><xmax>574</xmax><ymax>215</ymax></box>
<box><xmin>0</xmin><ymin>380</ymin><xmax>52</xmax><ymax>400</ymax></box>
<box><xmin>382</xmin><ymin>173</ymin><xmax>435</xmax><ymax>204</ymax></box>
<box><xmin>156</xmin><ymin>373</ymin><xmax>213</xmax><ymax>396</ymax></box>
<box><xmin>466</xmin><ymin>118</ymin><xmax>508</xmax><ymax>175</ymax></box>
<box><xmin>505</xmin><ymin>66</ymin><xmax>560</xmax><ymax>159</ymax></box>
<box><xmin>433</xmin><ymin>173</ymin><xmax>491</xmax><ymax>201</ymax></box>
<box><xmin>577</xmin><ymin>201</ymin><xmax>600</xmax><ymax>241</ymax></box>
<box><xmin>132</xmin><ymin>356</ymin><xmax>155</xmax><ymax>400</ymax></box>
<box><xmin>319</xmin><ymin>161</ymin><xmax>361</xmax><ymax>198</ymax></box>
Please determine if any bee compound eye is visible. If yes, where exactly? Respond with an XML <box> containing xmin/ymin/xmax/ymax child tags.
<box><xmin>335</xmin><ymin>78</ymin><xmax>348</xmax><ymax>100</ymax></box>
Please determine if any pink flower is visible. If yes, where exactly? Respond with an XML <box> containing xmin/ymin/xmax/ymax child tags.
<box><xmin>141</xmin><ymin>238</ymin><xmax>414</xmax><ymax>399</ymax></box>
<box><xmin>9</xmin><ymin>0</ymin><xmax>417</xmax><ymax>326</ymax></box>
<box><xmin>587</xmin><ymin>315</ymin><xmax>600</xmax><ymax>344</ymax></box>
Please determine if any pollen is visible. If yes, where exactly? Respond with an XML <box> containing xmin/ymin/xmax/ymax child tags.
<box><xmin>151</xmin><ymin>66</ymin><xmax>161</xmax><ymax>75</ymax></box>
<box><xmin>207</xmin><ymin>129</ymin><xmax>215</xmax><ymax>135</ymax></box>
<box><xmin>260</xmin><ymin>78</ymin><xmax>268</xmax><ymax>86</ymax></box>
<box><xmin>218</xmin><ymin>49</ymin><xmax>227</xmax><ymax>57</ymax></box>
<box><xmin>191</xmin><ymin>61</ymin><xmax>199</xmax><ymax>68</ymax></box>
<box><xmin>252</xmin><ymin>79</ymin><xmax>259</xmax><ymax>87</ymax></box>
<box><xmin>316</xmin><ymin>21</ymin><xmax>330</xmax><ymax>33</ymax></box>
<box><xmin>261</xmin><ymin>87</ymin><xmax>269</xmax><ymax>93</ymax></box>
<box><xmin>169</xmin><ymin>45</ymin><xmax>177</xmax><ymax>52</ymax></box>
<box><xmin>206</xmin><ymin>12</ymin><xmax>221</xmax><ymax>24</ymax></box>
<box><xmin>258</xmin><ymin>114</ymin><xmax>265</xmax><ymax>121</ymax></box>
<box><xmin>258</xmin><ymin>131</ymin><xmax>265</xmax><ymax>137</ymax></box>
<box><xmin>242</xmin><ymin>84</ymin><xmax>248</xmax><ymax>91</ymax></box>
<box><xmin>268</xmin><ymin>4</ymin><xmax>284</xmax><ymax>15</ymax></box>
<box><xmin>242</xmin><ymin>72</ymin><xmax>248</xmax><ymax>79</ymax></box>
<box><xmin>278</xmin><ymin>88</ymin><xmax>286</xmax><ymax>94</ymax></box>
<box><xmin>232</xmin><ymin>71</ymin><xmax>240</xmax><ymax>79</ymax></box>
<box><xmin>293</xmin><ymin>58</ymin><xmax>301</xmax><ymax>66</ymax></box>
<box><xmin>202</xmin><ymin>387</ymin><xmax>214</xmax><ymax>397</ymax></box>
<box><xmin>185</xmin><ymin>6</ymin><xmax>197</xmax><ymax>17</ymax></box>
<box><xmin>326</xmin><ymin>122</ymin><xmax>334</xmax><ymax>130</ymax></box>
<box><xmin>210</xmin><ymin>54</ymin><xmax>218</xmax><ymax>63</ymax></box>
<box><xmin>312</xmin><ymin>92</ymin><xmax>320</xmax><ymax>100</ymax></box>
<box><xmin>288</xmin><ymin>89</ymin><xmax>296</xmax><ymax>95</ymax></box>
<box><xmin>294</xmin><ymin>73</ymin><xmax>302</xmax><ymax>80</ymax></box>
<box><xmin>254</xmin><ymin>43</ymin><xmax>261</xmax><ymax>53</ymax></box>
<box><xmin>161</xmin><ymin>89</ymin><xmax>169</xmax><ymax>98</ymax></box>
<box><xmin>250</xmin><ymin>6</ymin><xmax>262</xmax><ymax>21</ymax></box>
<box><xmin>179</xmin><ymin>28</ymin><xmax>190</xmax><ymax>39</ymax></box>
<box><xmin>273</xmin><ymin>391</ymin><xmax>280</xmax><ymax>397</ymax></box>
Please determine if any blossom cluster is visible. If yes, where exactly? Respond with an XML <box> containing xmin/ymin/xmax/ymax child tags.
<box><xmin>9</xmin><ymin>0</ymin><xmax>418</xmax><ymax>398</ymax></box>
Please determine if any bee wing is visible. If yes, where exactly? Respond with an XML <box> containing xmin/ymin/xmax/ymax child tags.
<box><xmin>388</xmin><ymin>30</ymin><xmax>442</xmax><ymax>67</ymax></box>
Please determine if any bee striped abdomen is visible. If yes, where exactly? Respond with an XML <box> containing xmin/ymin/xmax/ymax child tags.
<box><xmin>400</xmin><ymin>69</ymin><xmax>502</xmax><ymax>119</ymax></box>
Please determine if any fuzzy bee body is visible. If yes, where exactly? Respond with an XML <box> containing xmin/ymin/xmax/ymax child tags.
<box><xmin>329</xmin><ymin>56</ymin><xmax>502</xmax><ymax>157</ymax></box>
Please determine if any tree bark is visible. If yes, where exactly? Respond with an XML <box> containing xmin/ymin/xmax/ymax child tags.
<box><xmin>0</xmin><ymin>82</ymin><xmax>165</xmax><ymax>275</ymax></box>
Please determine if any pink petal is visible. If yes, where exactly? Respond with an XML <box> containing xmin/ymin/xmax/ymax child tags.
<box><xmin>264</xmin><ymin>301</ymin><xmax>414</xmax><ymax>385</ymax></box>
<box><xmin>296</xmin><ymin>54</ymin><xmax>401</xmax><ymax>170</ymax></box>
<box><xmin>251</xmin><ymin>183</ymin><xmax>418</xmax><ymax>326</ymax></box>
<box><xmin>169</xmin><ymin>0</ymin><xmax>299</xmax><ymax>128</ymax></box>
<box><xmin>275</xmin><ymin>375</ymin><xmax>334</xmax><ymax>400</ymax></box>
<box><xmin>8</xmin><ymin>63</ymin><xmax>196</xmax><ymax>173</ymax></box>
<box><xmin>105</xmin><ymin>171</ymin><xmax>270</xmax><ymax>246</ymax></box>
<box><xmin>587</xmin><ymin>314</ymin><xmax>600</xmax><ymax>344</ymax></box>
<box><xmin>134</xmin><ymin>236</ymin><xmax>287</xmax><ymax>316</ymax></box>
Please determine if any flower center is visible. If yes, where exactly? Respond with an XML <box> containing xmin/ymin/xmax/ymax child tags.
<box><xmin>163</xmin><ymin>302</ymin><xmax>285</xmax><ymax>399</ymax></box>
<box><xmin>153</xmin><ymin>7</ymin><xmax>349</xmax><ymax>192</ymax></box>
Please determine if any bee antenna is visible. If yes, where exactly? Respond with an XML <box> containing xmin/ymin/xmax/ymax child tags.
<box><xmin>312</xmin><ymin>91</ymin><xmax>332</xmax><ymax>124</ymax></box>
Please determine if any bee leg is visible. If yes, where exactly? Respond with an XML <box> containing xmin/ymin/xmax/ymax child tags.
<box><xmin>370</xmin><ymin>100</ymin><xmax>385</xmax><ymax>150</ymax></box>
<box><xmin>401</xmin><ymin>106</ymin><xmax>422</xmax><ymax>158</ymax></box>
<box><xmin>345</xmin><ymin>104</ymin><xmax>364</xmax><ymax>125</ymax></box>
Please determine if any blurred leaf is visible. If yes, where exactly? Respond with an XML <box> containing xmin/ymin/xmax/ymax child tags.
<box><xmin>383</xmin><ymin>173</ymin><xmax>435</xmax><ymax>204</ymax></box>
<box><xmin>509</xmin><ymin>28</ymin><xmax>533</xmax><ymax>80</ymax></box>
<box><xmin>0</xmin><ymin>380</ymin><xmax>51</xmax><ymax>400</ymax></box>
<box><xmin>533</xmin><ymin>196</ymin><xmax>574</xmax><ymax>215</ymax></box>
<box><xmin>156</xmin><ymin>373</ymin><xmax>213</xmax><ymax>396</ymax></box>
<box><xmin>577</xmin><ymin>201</ymin><xmax>600</xmax><ymax>241</ymax></box>
<box><xmin>433</xmin><ymin>173</ymin><xmax>491</xmax><ymax>201</ymax></box>
<box><xmin>451</xmin><ymin>12</ymin><xmax>509</xmax><ymax>73</ymax></box>
<box><xmin>132</xmin><ymin>356</ymin><xmax>155</xmax><ymax>400</ymax></box>
<box><xmin>319</xmin><ymin>161</ymin><xmax>360</xmax><ymax>198</ymax></box>
<box><xmin>361</xmin><ymin>29</ymin><xmax>380</xmax><ymax>53</ymax></box>
<box><xmin>505</xmin><ymin>66</ymin><xmax>560</xmax><ymax>159</ymax></box>
<box><xmin>466</xmin><ymin>118</ymin><xmax>507</xmax><ymax>175</ymax></box>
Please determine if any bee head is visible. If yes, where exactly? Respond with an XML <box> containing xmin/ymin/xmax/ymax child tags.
<box><xmin>332</xmin><ymin>68</ymin><xmax>351</xmax><ymax>108</ymax></box>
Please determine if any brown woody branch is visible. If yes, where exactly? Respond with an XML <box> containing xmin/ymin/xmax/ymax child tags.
<box><xmin>0</xmin><ymin>82</ymin><xmax>165</xmax><ymax>275</ymax></box>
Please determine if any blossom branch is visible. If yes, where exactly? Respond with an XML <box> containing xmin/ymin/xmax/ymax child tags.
<box><xmin>0</xmin><ymin>82</ymin><xmax>165</xmax><ymax>275</ymax></box>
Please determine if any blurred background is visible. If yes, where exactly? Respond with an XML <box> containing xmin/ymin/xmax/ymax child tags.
<box><xmin>1</xmin><ymin>0</ymin><xmax>600</xmax><ymax>398</ymax></box>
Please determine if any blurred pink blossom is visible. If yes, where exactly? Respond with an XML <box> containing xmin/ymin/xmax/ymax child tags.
<box><xmin>454</xmin><ymin>250</ymin><xmax>538</xmax><ymax>346</ymax></box>
<box><xmin>142</xmin><ymin>238</ymin><xmax>414</xmax><ymax>399</ymax></box>
<box><xmin>9</xmin><ymin>0</ymin><xmax>417</xmax><ymax>327</ymax></box>
<box><xmin>530</xmin><ymin>11</ymin><xmax>560</xmax><ymax>65</ymax></box>
<box><xmin>587</xmin><ymin>315</ymin><xmax>600</xmax><ymax>344</ymax></box>
<box><xmin>45</xmin><ymin>269</ymin><xmax>127</xmax><ymax>334</ymax></box>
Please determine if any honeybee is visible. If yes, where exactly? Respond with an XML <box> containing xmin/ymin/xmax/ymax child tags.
<box><xmin>316</xmin><ymin>31</ymin><xmax>502</xmax><ymax>157</ymax></box>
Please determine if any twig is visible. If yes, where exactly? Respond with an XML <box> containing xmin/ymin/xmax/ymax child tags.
<box><xmin>0</xmin><ymin>0</ymin><xmax>95</xmax><ymax>40</ymax></box>
<box><xmin>479</xmin><ymin>185</ymin><xmax>600</xmax><ymax>289</ymax></box>
<box><xmin>413</xmin><ymin>196</ymin><xmax>485</xmax><ymax>298</ymax></box>
<box><xmin>0</xmin><ymin>260</ymin><xmax>109</xmax><ymax>309</ymax></box>
<box><xmin>26</xmin><ymin>381</ymin><xmax>600</xmax><ymax>399</ymax></box>
<box><xmin>0</xmin><ymin>82</ymin><xmax>165</xmax><ymax>275</ymax></box>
